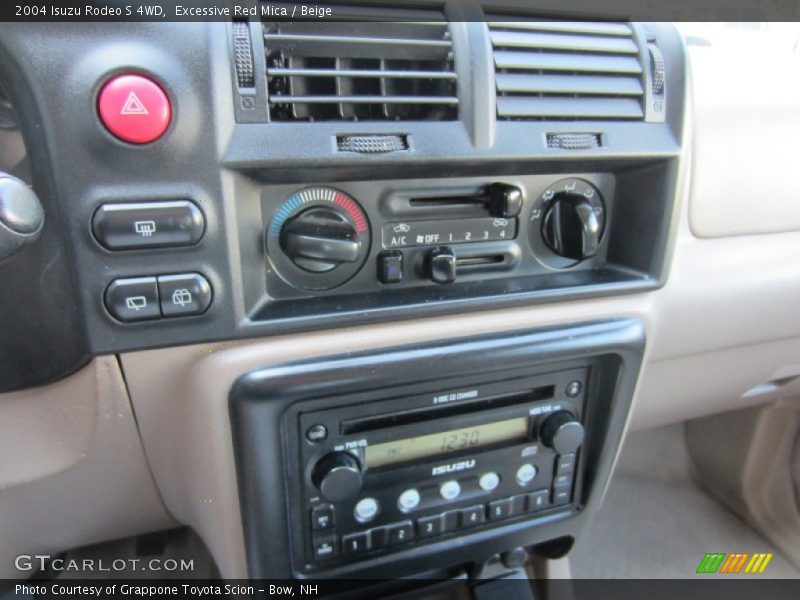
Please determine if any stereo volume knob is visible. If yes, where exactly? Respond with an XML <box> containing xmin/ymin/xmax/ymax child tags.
<box><xmin>539</xmin><ymin>411</ymin><xmax>585</xmax><ymax>455</ymax></box>
<box><xmin>312</xmin><ymin>452</ymin><xmax>363</xmax><ymax>502</ymax></box>
<box><xmin>281</xmin><ymin>207</ymin><xmax>361</xmax><ymax>273</ymax></box>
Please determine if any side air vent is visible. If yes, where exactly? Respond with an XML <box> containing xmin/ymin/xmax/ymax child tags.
<box><xmin>263</xmin><ymin>11</ymin><xmax>457</xmax><ymax>122</ymax></box>
<box><xmin>488</xmin><ymin>20</ymin><xmax>645</xmax><ymax>120</ymax></box>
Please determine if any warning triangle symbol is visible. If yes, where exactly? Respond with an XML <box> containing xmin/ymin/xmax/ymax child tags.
<box><xmin>120</xmin><ymin>91</ymin><xmax>149</xmax><ymax>115</ymax></box>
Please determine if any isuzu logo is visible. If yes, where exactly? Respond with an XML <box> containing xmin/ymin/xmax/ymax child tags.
<box><xmin>432</xmin><ymin>459</ymin><xmax>476</xmax><ymax>476</ymax></box>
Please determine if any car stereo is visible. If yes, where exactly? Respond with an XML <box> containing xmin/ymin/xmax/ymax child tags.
<box><xmin>230</xmin><ymin>319</ymin><xmax>645</xmax><ymax>579</ymax></box>
<box><xmin>295</xmin><ymin>368</ymin><xmax>587</xmax><ymax>568</ymax></box>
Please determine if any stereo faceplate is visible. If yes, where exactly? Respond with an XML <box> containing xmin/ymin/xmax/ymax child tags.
<box><xmin>293</xmin><ymin>368</ymin><xmax>588</xmax><ymax>571</ymax></box>
<box><xmin>230</xmin><ymin>319</ymin><xmax>645</xmax><ymax>580</ymax></box>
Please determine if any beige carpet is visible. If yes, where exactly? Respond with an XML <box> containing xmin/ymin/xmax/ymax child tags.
<box><xmin>569</xmin><ymin>423</ymin><xmax>799</xmax><ymax>579</ymax></box>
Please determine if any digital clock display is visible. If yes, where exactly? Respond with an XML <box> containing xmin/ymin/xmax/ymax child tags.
<box><xmin>364</xmin><ymin>416</ymin><xmax>529</xmax><ymax>468</ymax></box>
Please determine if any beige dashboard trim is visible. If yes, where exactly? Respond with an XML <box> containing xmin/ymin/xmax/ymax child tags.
<box><xmin>0</xmin><ymin>356</ymin><xmax>176</xmax><ymax>579</ymax></box>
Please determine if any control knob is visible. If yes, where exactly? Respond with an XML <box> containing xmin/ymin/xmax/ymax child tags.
<box><xmin>0</xmin><ymin>172</ymin><xmax>44</xmax><ymax>263</ymax></box>
<box><xmin>312</xmin><ymin>452</ymin><xmax>363</xmax><ymax>502</ymax></box>
<box><xmin>539</xmin><ymin>411</ymin><xmax>585</xmax><ymax>455</ymax></box>
<box><xmin>541</xmin><ymin>193</ymin><xmax>602</xmax><ymax>262</ymax></box>
<box><xmin>281</xmin><ymin>207</ymin><xmax>361</xmax><ymax>273</ymax></box>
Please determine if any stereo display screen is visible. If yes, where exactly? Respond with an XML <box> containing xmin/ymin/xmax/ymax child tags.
<box><xmin>364</xmin><ymin>416</ymin><xmax>529</xmax><ymax>468</ymax></box>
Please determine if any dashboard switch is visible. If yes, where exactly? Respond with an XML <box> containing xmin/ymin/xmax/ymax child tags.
<box><xmin>98</xmin><ymin>74</ymin><xmax>171</xmax><ymax>144</ymax></box>
<box><xmin>487</xmin><ymin>183</ymin><xmax>523</xmax><ymax>218</ymax></box>
<box><xmin>377</xmin><ymin>251</ymin><xmax>403</xmax><ymax>284</ymax></box>
<box><xmin>439</xmin><ymin>480</ymin><xmax>461</xmax><ymax>500</ymax></box>
<box><xmin>310</xmin><ymin>504</ymin><xmax>335</xmax><ymax>531</ymax></box>
<box><xmin>92</xmin><ymin>201</ymin><xmax>204</xmax><ymax>251</ymax></box>
<box><xmin>105</xmin><ymin>277</ymin><xmax>160</xmax><ymax>322</ymax></box>
<box><xmin>516</xmin><ymin>463</ymin><xmax>538</xmax><ymax>486</ymax></box>
<box><xmin>342</xmin><ymin>532</ymin><xmax>370</xmax><ymax>556</ymax></box>
<box><xmin>385</xmin><ymin>521</ymin><xmax>414</xmax><ymax>545</ymax></box>
<box><xmin>157</xmin><ymin>273</ymin><xmax>212</xmax><ymax>317</ymax></box>
<box><xmin>429</xmin><ymin>246</ymin><xmax>456</xmax><ymax>284</ymax></box>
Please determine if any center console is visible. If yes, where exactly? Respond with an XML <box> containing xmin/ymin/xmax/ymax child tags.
<box><xmin>230</xmin><ymin>318</ymin><xmax>644</xmax><ymax>580</ymax></box>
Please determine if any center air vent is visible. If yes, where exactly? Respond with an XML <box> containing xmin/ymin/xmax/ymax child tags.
<box><xmin>263</xmin><ymin>12</ymin><xmax>457</xmax><ymax>122</ymax></box>
<box><xmin>488</xmin><ymin>20</ymin><xmax>645</xmax><ymax>121</ymax></box>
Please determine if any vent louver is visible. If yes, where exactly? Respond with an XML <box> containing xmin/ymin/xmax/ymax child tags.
<box><xmin>488</xmin><ymin>20</ymin><xmax>645</xmax><ymax>121</ymax></box>
<box><xmin>263</xmin><ymin>10</ymin><xmax>457</xmax><ymax>122</ymax></box>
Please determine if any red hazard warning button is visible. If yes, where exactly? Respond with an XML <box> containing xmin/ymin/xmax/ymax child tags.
<box><xmin>97</xmin><ymin>74</ymin><xmax>171</xmax><ymax>144</ymax></box>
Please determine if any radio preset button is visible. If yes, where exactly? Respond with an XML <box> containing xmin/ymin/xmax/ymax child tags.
<box><xmin>488</xmin><ymin>498</ymin><xmax>512</xmax><ymax>520</ymax></box>
<box><xmin>441</xmin><ymin>510</ymin><xmax>460</xmax><ymax>533</ymax></box>
<box><xmin>439</xmin><ymin>480</ymin><xmax>461</xmax><ymax>500</ymax></box>
<box><xmin>528</xmin><ymin>489</ymin><xmax>550</xmax><ymax>511</ymax></box>
<box><xmin>342</xmin><ymin>531</ymin><xmax>370</xmax><ymax>556</ymax></box>
<box><xmin>354</xmin><ymin>497</ymin><xmax>379</xmax><ymax>523</ymax></box>
<box><xmin>386</xmin><ymin>521</ymin><xmax>414</xmax><ymax>545</ymax></box>
<box><xmin>479</xmin><ymin>472</ymin><xmax>500</xmax><ymax>492</ymax></box>
<box><xmin>310</xmin><ymin>504</ymin><xmax>335</xmax><ymax>530</ymax></box>
<box><xmin>417</xmin><ymin>515</ymin><xmax>443</xmax><ymax>538</ymax></box>
<box><xmin>516</xmin><ymin>463</ymin><xmax>538</xmax><ymax>486</ymax></box>
<box><xmin>460</xmin><ymin>505</ymin><xmax>486</xmax><ymax>528</ymax></box>
<box><xmin>398</xmin><ymin>488</ymin><xmax>421</xmax><ymax>512</ymax></box>
<box><xmin>509</xmin><ymin>494</ymin><xmax>527</xmax><ymax>516</ymax></box>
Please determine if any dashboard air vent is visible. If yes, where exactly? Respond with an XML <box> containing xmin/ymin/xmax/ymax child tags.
<box><xmin>263</xmin><ymin>11</ymin><xmax>457</xmax><ymax>122</ymax></box>
<box><xmin>488</xmin><ymin>20</ymin><xmax>645</xmax><ymax>120</ymax></box>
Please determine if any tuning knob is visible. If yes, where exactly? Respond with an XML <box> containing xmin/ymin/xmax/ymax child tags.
<box><xmin>541</xmin><ymin>193</ymin><xmax>602</xmax><ymax>262</ymax></box>
<box><xmin>312</xmin><ymin>452</ymin><xmax>363</xmax><ymax>502</ymax></box>
<box><xmin>539</xmin><ymin>411</ymin><xmax>585</xmax><ymax>455</ymax></box>
<box><xmin>280</xmin><ymin>207</ymin><xmax>361</xmax><ymax>273</ymax></box>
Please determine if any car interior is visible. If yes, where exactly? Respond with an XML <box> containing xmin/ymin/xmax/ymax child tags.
<box><xmin>1</xmin><ymin>3</ymin><xmax>800</xmax><ymax>598</ymax></box>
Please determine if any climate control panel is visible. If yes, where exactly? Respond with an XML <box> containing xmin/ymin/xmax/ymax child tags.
<box><xmin>261</xmin><ymin>174</ymin><xmax>614</xmax><ymax>303</ymax></box>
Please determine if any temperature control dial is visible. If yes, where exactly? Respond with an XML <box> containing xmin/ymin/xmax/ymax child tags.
<box><xmin>529</xmin><ymin>178</ymin><xmax>605</xmax><ymax>269</ymax></box>
<box><xmin>281</xmin><ymin>207</ymin><xmax>361</xmax><ymax>273</ymax></box>
<box><xmin>267</xmin><ymin>187</ymin><xmax>370</xmax><ymax>291</ymax></box>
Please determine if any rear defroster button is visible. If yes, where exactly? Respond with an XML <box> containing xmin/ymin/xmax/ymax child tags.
<box><xmin>92</xmin><ymin>200</ymin><xmax>205</xmax><ymax>251</ymax></box>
